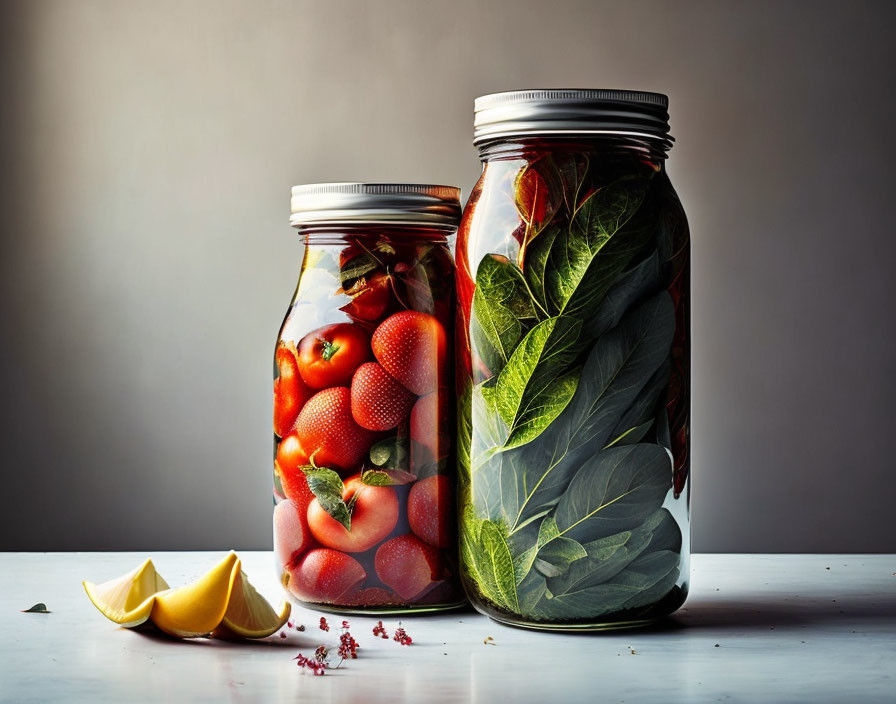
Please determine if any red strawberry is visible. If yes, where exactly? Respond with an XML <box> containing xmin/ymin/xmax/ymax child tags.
<box><xmin>295</xmin><ymin>387</ymin><xmax>376</xmax><ymax>470</ymax></box>
<box><xmin>374</xmin><ymin>534</ymin><xmax>442</xmax><ymax>601</ymax></box>
<box><xmin>408</xmin><ymin>475</ymin><xmax>453</xmax><ymax>549</ymax></box>
<box><xmin>371</xmin><ymin>311</ymin><xmax>446</xmax><ymax>395</ymax></box>
<box><xmin>410</xmin><ymin>391</ymin><xmax>450</xmax><ymax>467</ymax></box>
<box><xmin>283</xmin><ymin>548</ymin><xmax>366</xmax><ymax>603</ymax></box>
<box><xmin>273</xmin><ymin>341</ymin><xmax>312</xmax><ymax>437</ymax></box>
<box><xmin>351</xmin><ymin>362</ymin><xmax>415</xmax><ymax>431</ymax></box>
<box><xmin>273</xmin><ymin>498</ymin><xmax>315</xmax><ymax>568</ymax></box>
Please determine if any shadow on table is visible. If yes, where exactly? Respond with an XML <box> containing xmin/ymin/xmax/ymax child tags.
<box><xmin>660</xmin><ymin>590</ymin><xmax>896</xmax><ymax>635</ymax></box>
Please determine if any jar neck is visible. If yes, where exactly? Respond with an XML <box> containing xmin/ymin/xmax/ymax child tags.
<box><xmin>476</xmin><ymin>134</ymin><xmax>669</xmax><ymax>167</ymax></box>
<box><xmin>294</xmin><ymin>223</ymin><xmax>453</xmax><ymax>246</ymax></box>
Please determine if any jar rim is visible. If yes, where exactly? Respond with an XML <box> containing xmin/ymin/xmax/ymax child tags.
<box><xmin>290</xmin><ymin>182</ymin><xmax>461</xmax><ymax>228</ymax></box>
<box><xmin>473</xmin><ymin>89</ymin><xmax>674</xmax><ymax>149</ymax></box>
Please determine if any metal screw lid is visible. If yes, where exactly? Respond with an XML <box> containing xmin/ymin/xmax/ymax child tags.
<box><xmin>290</xmin><ymin>183</ymin><xmax>462</xmax><ymax>228</ymax></box>
<box><xmin>473</xmin><ymin>89</ymin><xmax>673</xmax><ymax>149</ymax></box>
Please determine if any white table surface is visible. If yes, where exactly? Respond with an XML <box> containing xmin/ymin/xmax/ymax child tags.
<box><xmin>1</xmin><ymin>553</ymin><xmax>894</xmax><ymax>703</ymax></box>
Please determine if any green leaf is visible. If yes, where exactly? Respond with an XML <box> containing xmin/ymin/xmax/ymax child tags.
<box><xmin>554</xmin><ymin>444</ymin><xmax>672</xmax><ymax>544</ymax></box>
<box><xmin>500</xmin><ymin>292</ymin><xmax>675</xmax><ymax>529</ymax></box>
<box><xmin>360</xmin><ymin>468</ymin><xmax>417</xmax><ymax>486</ymax></box>
<box><xmin>583</xmin><ymin>249</ymin><xmax>661</xmax><ymax>341</ymax></box>
<box><xmin>547</xmin><ymin>508</ymin><xmax>680</xmax><ymax>595</ymax></box>
<box><xmin>555</xmin><ymin>153</ymin><xmax>590</xmax><ymax>215</ymax></box>
<box><xmin>537</xmin><ymin>549</ymin><xmax>680</xmax><ymax>619</ymax></box>
<box><xmin>340</xmin><ymin>252</ymin><xmax>379</xmax><ymax>284</ymax></box>
<box><xmin>523</xmin><ymin>225</ymin><xmax>560</xmax><ymax>312</ymax></box>
<box><xmin>301</xmin><ymin>466</ymin><xmax>350</xmax><ymax>530</ymax></box>
<box><xmin>471</xmin><ymin>254</ymin><xmax>537</xmax><ymax>375</ymax></box>
<box><xmin>21</xmin><ymin>603</ymin><xmax>50</xmax><ymax>613</ymax></box>
<box><xmin>535</xmin><ymin>177</ymin><xmax>655</xmax><ymax>320</ymax></box>
<box><xmin>493</xmin><ymin>316</ymin><xmax>582</xmax><ymax>448</ymax></box>
<box><xmin>604</xmin><ymin>360</ymin><xmax>670</xmax><ymax>448</ymax></box>
<box><xmin>460</xmin><ymin>512</ymin><xmax>518</xmax><ymax>612</ymax></box>
<box><xmin>369</xmin><ymin>437</ymin><xmax>409</xmax><ymax>468</ymax></box>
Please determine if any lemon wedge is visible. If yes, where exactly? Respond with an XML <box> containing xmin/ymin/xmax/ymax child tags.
<box><xmin>83</xmin><ymin>558</ymin><xmax>169</xmax><ymax>628</ymax></box>
<box><xmin>219</xmin><ymin>568</ymin><xmax>291</xmax><ymax>638</ymax></box>
<box><xmin>83</xmin><ymin>552</ymin><xmax>290</xmax><ymax>639</ymax></box>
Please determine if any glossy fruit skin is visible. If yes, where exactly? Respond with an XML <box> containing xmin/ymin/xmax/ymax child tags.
<box><xmin>275</xmin><ymin>433</ymin><xmax>314</xmax><ymax>512</ymax></box>
<box><xmin>284</xmin><ymin>549</ymin><xmax>366</xmax><ymax>603</ymax></box>
<box><xmin>273</xmin><ymin>499</ymin><xmax>315</xmax><ymax>568</ymax></box>
<box><xmin>375</xmin><ymin>534</ymin><xmax>441</xmax><ymax>601</ymax></box>
<box><xmin>307</xmin><ymin>475</ymin><xmax>399</xmax><ymax>553</ymax></box>
<box><xmin>408</xmin><ymin>475</ymin><xmax>453</xmax><ymax>549</ymax></box>
<box><xmin>297</xmin><ymin>323</ymin><xmax>370</xmax><ymax>389</ymax></box>
<box><xmin>372</xmin><ymin>311</ymin><xmax>446</xmax><ymax>395</ymax></box>
<box><xmin>341</xmin><ymin>272</ymin><xmax>393</xmax><ymax>322</ymax></box>
<box><xmin>294</xmin><ymin>387</ymin><xmax>375</xmax><ymax>470</ymax></box>
<box><xmin>409</xmin><ymin>391</ymin><xmax>449</xmax><ymax>468</ymax></box>
<box><xmin>273</xmin><ymin>342</ymin><xmax>312</xmax><ymax>437</ymax></box>
<box><xmin>351</xmin><ymin>362</ymin><xmax>416</xmax><ymax>431</ymax></box>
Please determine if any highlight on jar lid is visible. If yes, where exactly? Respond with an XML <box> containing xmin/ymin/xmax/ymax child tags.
<box><xmin>473</xmin><ymin>88</ymin><xmax>674</xmax><ymax>148</ymax></box>
<box><xmin>290</xmin><ymin>182</ymin><xmax>462</xmax><ymax>228</ymax></box>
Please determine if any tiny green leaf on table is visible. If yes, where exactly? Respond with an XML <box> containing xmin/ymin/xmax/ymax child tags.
<box><xmin>491</xmin><ymin>316</ymin><xmax>582</xmax><ymax>449</ymax></box>
<box><xmin>21</xmin><ymin>603</ymin><xmax>50</xmax><ymax>613</ymax></box>
<box><xmin>301</xmin><ymin>466</ymin><xmax>351</xmax><ymax>530</ymax></box>
<box><xmin>471</xmin><ymin>254</ymin><xmax>538</xmax><ymax>376</ymax></box>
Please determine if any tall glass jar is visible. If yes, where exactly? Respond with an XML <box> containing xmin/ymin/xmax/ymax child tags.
<box><xmin>273</xmin><ymin>183</ymin><xmax>465</xmax><ymax>614</ymax></box>
<box><xmin>456</xmin><ymin>90</ymin><xmax>690</xmax><ymax>630</ymax></box>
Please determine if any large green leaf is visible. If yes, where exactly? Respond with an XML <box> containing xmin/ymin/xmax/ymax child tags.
<box><xmin>547</xmin><ymin>508</ymin><xmax>680</xmax><ymax>595</ymax></box>
<box><xmin>554</xmin><ymin>444</ymin><xmax>672</xmax><ymax>544</ymax></box>
<box><xmin>492</xmin><ymin>316</ymin><xmax>582</xmax><ymax>449</ymax></box>
<box><xmin>471</xmin><ymin>254</ymin><xmax>537</xmax><ymax>375</ymax></box>
<box><xmin>537</xmin><ymin>549</ymin><xmax>680</xmax><ymax>619</ymax></box>
<box><xmin>530</xmin><ymin>176</ymin><xmax>655</xmax><ymax>320</ymax></box>
<box><xmin>604</xmin><ymin>360</ymin><xmax>670</xmax><ymax>448</ymax></box>
<box><xmin>460</xmin><ymin>513</ymin><xmax>518</xmax><ymax>612</ymax></box>
<box><xmin>501</xmin><ymin>292</ymin><xmax>675</xmax><ymax>529</ymax></box>
<box><xmin>583</xmin><ymin>248</ymin><xmax>661</xmax><ymax>341</ymax></box>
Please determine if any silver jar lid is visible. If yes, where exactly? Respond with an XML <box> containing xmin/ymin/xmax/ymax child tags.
<box><xmin>290</xmin><ymin>183</ymin><xmax>461</xmax><ymax>228</ymax></box>
<box><xmin>473</xmin><ymin>89</ymin><xmax>673</xmax><ymax>148</ymax></box>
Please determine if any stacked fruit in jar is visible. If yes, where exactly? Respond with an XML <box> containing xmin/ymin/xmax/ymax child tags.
<box><xmin>272</xmin><ymin>236</ymin><xmax>461</xmax><ymax>611</ymax></box>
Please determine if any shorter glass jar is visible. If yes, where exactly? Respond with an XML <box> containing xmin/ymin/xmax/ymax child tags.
<box><xmin>273</xmin><ymin>183</ymin><xmax>465</xmax><ymax>614</ymax></box>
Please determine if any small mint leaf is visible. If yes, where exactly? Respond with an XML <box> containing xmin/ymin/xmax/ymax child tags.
<box><xmin>301</xmin><ymin>466</ymin><xmax>351</xmax><ymax>530</ymax></box>
<box><xmin>22</xmin><ymin>603</ymin><xmax>50</xmax><ymax>613</ymax></box>
<box><xmin>361</xmin><ymin>469</ymin><xmax>416</xmax><ymax>486</ymax></box>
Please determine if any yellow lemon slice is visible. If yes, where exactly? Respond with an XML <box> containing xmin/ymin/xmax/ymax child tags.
<box><xmin>219</xmin><ymin>568</ymin><xmax>291</xmax><ymax>639</ymax></box>
<box><xmin>83</xmin><ymin>558</ymin><xmax>170</xmax><ymax>628</ymax></box>
<box><xmin>83</xmin><ymin>552</ymin><xmax>288</xmax><ymax>640</ymax></box>
<box><xmin>150</xmin><ymin>552</ymin><xmax>240</xmax><ymax>638</ymax></box>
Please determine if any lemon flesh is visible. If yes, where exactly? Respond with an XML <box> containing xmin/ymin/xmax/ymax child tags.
<box><xmin>82</xmin><ymin>558</ymin><xmax>170</xmax><ymax>628</ymax></box>
<box><xmin>220</xmin><ymin>569</ymin><xmax>291</xmax><ymax>638</ymax></box>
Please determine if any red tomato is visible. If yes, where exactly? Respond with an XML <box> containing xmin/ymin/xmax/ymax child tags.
<box><xmin>374</xmin><ymin>534</ymin><xmax>441</xmax><ymax>601</ymax></box>
<box><xmin>283</xmin><ymin>548</ymin><xmax>366</xmax><ymax>603</ymax></box>
<box><xmin>294</xmin><ymin>387</ymin><xmax>376</xmax><ymax>470</ymax></box>
<box><xmin>273</xmin><ymin>498</ymin><xmax>315</xmax><ymax>569</ymax></box>
<box><xmin>371</xmin><ymin>311</ymin><xmax>446</xmax><ymax>395</ymax></box>
<box><xmin>408</xmin><ymin>475</ymin><xmax>453</xmax><ymax>549</ymax></box>
<box><xmin>275</xmin><ymin>432</ymin><xmax>314</xmax><ymax>511</ymax></box>
<box><xmin>307</xmin><ymin>474</ymin><xmax>399</xmax><ymax>553</ymax></box>
<box><xmin>297</xmin><ymin>323</ymin><xmax>370</xmax><ymax>389</ymax></box>
<box><xmin>273</xmin><ymin>341</ymin><xmax>312</xmax><ymax>437</ymax></box>
<box><xmin>341</xmin><ymin>272</ymin><xmax>393</xmax><ymax>322</ymax></box>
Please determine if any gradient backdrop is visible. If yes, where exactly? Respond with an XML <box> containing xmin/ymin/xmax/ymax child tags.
<box><xmin>2</xmin><ymin>0</ymin><xmax>894</xmax><ymax>552</ymax></box>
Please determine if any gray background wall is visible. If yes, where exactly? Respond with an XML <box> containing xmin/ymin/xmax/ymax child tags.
<box><xmin>2</xmin><ymin>0</ymin><xmax>894</xmax><ymax>552</ymax></box>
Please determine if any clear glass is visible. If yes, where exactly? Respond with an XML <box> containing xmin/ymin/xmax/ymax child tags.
<box><xmin>455</xmin><ymin>136</ymin><xmax>690</xmax><ymax>630</ymax></box>
<box><xmin>273</xmin><ymin>224</ymin><xmax>464</xmax><ymax>614</ymax></box>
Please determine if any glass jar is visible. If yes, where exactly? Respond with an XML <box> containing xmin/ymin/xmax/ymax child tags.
<box><xmin>455</xmin><ymin>90</ymin><xmax>690</xmax><ymax>630</ymax></box>
<box><xmin>273</xmin><ymin>183</ymin><xmax>465</xmax><ymax>614</ymax></box>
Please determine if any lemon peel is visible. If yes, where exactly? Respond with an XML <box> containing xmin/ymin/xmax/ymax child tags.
<box><xmin>82</xmin><ymin>552</ymin><xmax>290</xmax><ymax>639</ymax></box>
